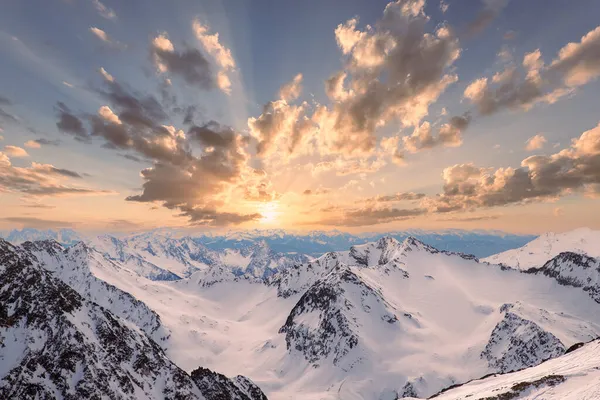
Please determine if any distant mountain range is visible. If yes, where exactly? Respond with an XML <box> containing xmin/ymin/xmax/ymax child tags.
<box><xmin>1</xmin><ymin>228</ymin><xmax>536</xmax><ymax>258</ymax></box>
<box><xmin>2</xmin><ymin>228</ymin><xmax>599</xmax><ymax>399</ymax></box>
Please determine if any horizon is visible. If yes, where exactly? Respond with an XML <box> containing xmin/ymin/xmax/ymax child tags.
<box><xmin>2</xmin><ymin>0</ymin><xmax>600</xmax><ymax>234</ymax></box>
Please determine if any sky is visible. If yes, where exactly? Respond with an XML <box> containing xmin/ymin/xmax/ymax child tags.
<box><xmin>1</xmin><ymin>0</ymin><xmax>600</xmax><ymax>234</ymax></box>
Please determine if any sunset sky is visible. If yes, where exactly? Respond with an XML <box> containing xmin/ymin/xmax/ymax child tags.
<box><xmin>1</xmin><ymin>0</ymin><xmax>600</xmax><ymax>233</ymax></box>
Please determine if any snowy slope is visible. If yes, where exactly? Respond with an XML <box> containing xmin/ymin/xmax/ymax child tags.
<box><xmin>19</xmin><ymin>239</ymin><xmax>170</xmax><ymax>342</ymax></box>
<box><xmin>0</xmin><ymin>239</ymin><xmax>268</xmax><ymax>400</ymax></box>
<box><xmin>483</xmin><ymin>227</ymin><xmax>600</xmax><ymax>269</ymax></box>
<box><xmin>430</xmin><ymin>338</ymin><xmax>600</xmax><ymax>400</ymax></box>
<box><xmin>63</xmin><ymin>235</ymin><xmax>600</xmax><ymax>399</ymax></box>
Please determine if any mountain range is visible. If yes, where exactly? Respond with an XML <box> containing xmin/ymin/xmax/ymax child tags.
<box><xmin>1</xmin><ymin>228</ymin><xmax>536</xmax><ymax>258</ymax></box>
<box><xmin>1</xmin><ymin>228</ymin><xmax>599</xmax><ymax>399</ymax></box>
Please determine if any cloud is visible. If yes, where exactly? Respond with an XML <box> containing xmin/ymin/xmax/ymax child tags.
<box><xmin>466</xmin><ymin>0</ymin><xmax>509</xmax><ymax>36</ymax></box>
<box><xmin>249</xmin><ymin>98</ymin><xmax>315</xmax><ymax>157</ymax></box>
<box><xmin>314</xmin><ymin>0</ymin><xmax>461</xmax><ymax>155</ymax></box>
<box><xmin>1</xmin><ymin>217</ymin><xmax>75</xmax><ymax>229</ymax></box>
<box><xmin>3</xmin><ymin>146</ymin><xmax>29</xmax><ymax>157</ymax></box>
<box><xmin>99</xmin><ymin>67</ymin><xmax>114</xmax><ymax>83</ymax></box>
<box><xmin>303</xmin><ymin>187</ymin><xmax>331</xmax><ymax>196</ymax></box>
<box><xmin>69</xmin><ymin>73</ymin><xmax>271</xmax><ymax>226</ymax></box>
<box><xmin>279</xmin><ymin>73</ymin><xmax>303</xmax><ymax>101</ymax></box>
<box><xmin>21</xmin><ymin>203</ymin><xmax>56</xmax><ymax>209</ymax></box>
<box><xmin>311</xmin><ymin>156</ymin><xmax>386</xmax><ymax>176</ymax></box>
<box><xmin>427</xmin><ymin>121</ymin><xmax>600</xmax><ymax>212</ymax></box>
<box><xmin>363</xmin><ymin>192</ymin><xmax>426</xmax><ymax>202</ymax></box>
<box><xmin>246</xmin><ymin>1</ymin><xmax>461</xmax><ymax>162</ymax></box>
<box><xmin>30</xmin><ymin>138</ymin><xmax>61</xmax><ymax>147</ymax></box>
<box><xmin>24</xmin><ymin>140</ymin><xmax>41</xmax><ymax>149</ymax></box>
<box><xmin>62</xmin><ymin>81</ymin><xmax>74</xmax><ymax>88</ymax></box>
<box><xmin>151</xmin><ymin>33</ymin><xmax>215</xmax><ymax>90</ymax></box>
<box><xmin>89</xmin><ymin>27</ymin><xmax>109</xmax><ymax>42</ymax></box>
<box><xmin>402</xmin><ymin>115</ymin><xmax>471</xmax><ymax>153</ymax></box>
<box><xmin>464</xmin><ymin>25</ymin><xmax>600</xmax><ymax>116</ymax></box>
<box><xmin>192</xmin><ymin>20</ymin><xmax>236</xmax><ymax>94</ymax></box>
<box><xmin>92</xmin><ymin>0</ymin><xmax>116</xmax><ymax>20</ymax></box>
<box><xmin>0</xmin><ymin>152</ymin><xmax>110</xmax><ymax>197</ymax></box>
<box><xmin>525</xmin><ymin>134</ymin><xmax>547</xmax><ymax>151</ymax></box>
<box><xmin>55</xmin><ymin>102</ymin><xmax>88</xmax><ymax>140</ymax></box>
<box><xmin>0</xmin><ymin>96</ymin><xmax>18</xmax><ymax>124</ymax></box>
<box><xmin>440</xmin><ymin>0</ymin><xmax>449</xmax><ymax>13</ymax></box>
<box><xmin>313</xmin><ymin>205</ymin><xmax>427</xmax><ymax>226</ymax></box>
<box><xmin>249</xmin><ymin>73</ymin><xmax>316</xmax><ymax>158</ymax></box>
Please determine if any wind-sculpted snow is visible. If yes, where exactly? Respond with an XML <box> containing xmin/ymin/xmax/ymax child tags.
<box><xmin>431</xmin><ymin>339</ymin><xmax>600</xmax><ymax>400</ymax></box>
<box><xmin>0</xmin><ymin>239</ymin><xmax>269</xmax><ymax>400</ymax></box>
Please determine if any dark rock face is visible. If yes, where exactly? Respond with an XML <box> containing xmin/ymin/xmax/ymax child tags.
<box><xmin>0</xmin><ymin>239</ymin><xmax>268</xmax><ymax>400</ymax></box>
<box><xmin>523</xmin><ymin>251</ymin><xmax>600</xmax><ymax>303</ymax></box>
<box><xmin>482</xmin><ymin>311</ymin><xmax>565</xmax><ymax>373</ymax></box>
<box><xmin>190</xmin><ymin>367</ymin><xmax>268</xmax><ymax>400</ymax></box>
<box><xmin>279</xmin><ymin>265</ymin><xmax>398</xmax><ymax>367</ymax></box>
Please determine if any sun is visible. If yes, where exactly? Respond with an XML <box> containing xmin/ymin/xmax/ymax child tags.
<box><xmin>259</xmin><ymin>202</ymin><xmax>281</xmax><ymax>224</ymax></box>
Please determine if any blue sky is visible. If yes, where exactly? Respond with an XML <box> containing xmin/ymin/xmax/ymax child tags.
<box><xmin>1</xmin><ymin>0</ymin><xmax>600</xmax><ymax>233</ymax></box>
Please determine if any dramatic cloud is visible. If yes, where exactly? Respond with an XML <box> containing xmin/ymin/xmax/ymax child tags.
<box><xmin>192</xmin><ymin>20</ymin><xmax>236</xmax><ymax>94</ymax></box>
<box><xmin>92</xmin><ymin>0</ymin><xmax>116</xmax><ymax>20</ymax></box>
<box><xmin>249</xmin><ymin>74</ymin><xmax>315</xmax><ymax>157</ymax></box>
<box><xmin>428</xmin><ymin>121</ymin><xmax>600</xmax><ymax>212</ymax></box>
<box><xmin>0</xmin><ymin>152</ymin><xmax>109</xmax><ymax>197</ymax></box>
<box><xmin>466</xmin><ymin>0</ymin><xmax>509</xmax><ymax>36</ymax></box>
<box><xmin>525</xmin><ymin>134</ymin><xmax>547</xmax><ymax>151</ymax></box>
<box><xmin>59</xmin><ymin>70</ymin><xmax>270</xmax><ymax>225</ymax></box>
<box><xmin>124</xmin><ymin>121</ymin><xmax>263</xmax><ymax>225</ymax></box>
<box><xmin>464</xmin><ymin>25</ymin><xmax>600</xmax><ymax>116</ymax></box>
<box><xmin>3</xmin><ymin>145</ymin><xmax>28</xmax><ymax>157</ymax></box>
<box><xmin>314</xmin><ymin>0</ymin><xmax>461</xmax><ymax>155</ymax></box>
<box><xmin>151</xmin><ymin>33</ymin><xmax>214</xmax><ymax>90</ymax></box>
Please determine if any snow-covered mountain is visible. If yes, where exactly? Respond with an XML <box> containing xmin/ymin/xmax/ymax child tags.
<box><xmin>38</xmin><ymin>233</ymin><xmax>600</xmax><ymax>399</ymax></box>
<box><xmin>0</xmin><ymin>238</ymin><xmax>268</xmax><ymax>400</ymax></box>
<box><xmin>429</xmin><ymin>338</ymin><xmax>600</xmax><ymax>400</ymax></box>
<box><xmin>483</xmin><ymin>227</ymin><xmax>600</xmax><ymax>269</ymax></box>
<box><xmin>1</xmin><ymin>228</ymin><xmax>85</xmax><ymax>245</ymax></box>
<box><xmin>88</xmin><ymin>233</ymin><xmax>309</xmax><ymax>280</ymax></box>
<box><xmin>2</xmin><ymin>228</ymin><xmax>537</xmax><ymax>258</ymax></box>
<box><xmin>3</xmin><ymin>227</ymin><xmax>600</xmax><ymax>399</ymax></box>
<box><xmin>194</xmin><ymin>229</ymin><xmax>537</xmax><ymax>258</ymax></box>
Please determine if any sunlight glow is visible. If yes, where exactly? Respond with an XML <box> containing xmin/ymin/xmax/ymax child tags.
<box><xmin>259</xmin><ymin>202</ymin><xmax>281</xmax><ymax>224</ymax></box>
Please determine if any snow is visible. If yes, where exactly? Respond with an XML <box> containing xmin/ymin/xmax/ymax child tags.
<box><xmin>432</xmin><ymin>339</ymin><xmax>600</xmax><ymax>400</ymax></box>
<box><xmin>483</xmin><ymin>227</ymin><xmax>600</xmax><ymax>269</ymax></box>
